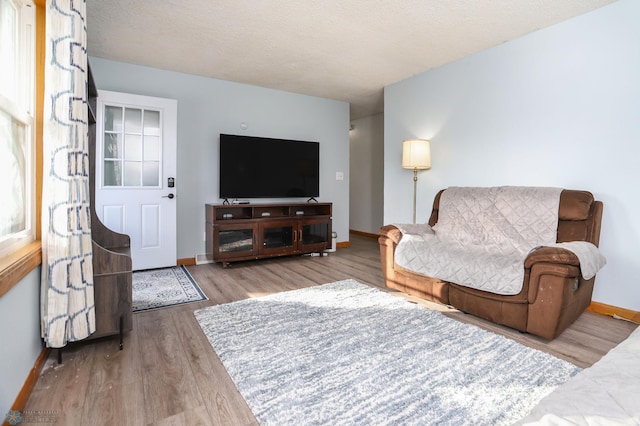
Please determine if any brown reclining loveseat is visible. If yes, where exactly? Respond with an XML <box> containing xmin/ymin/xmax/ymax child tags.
<box><xmin>378</xmin><ymin>189</ymin><xmax>603</xmax><ymax>340</ymax></box>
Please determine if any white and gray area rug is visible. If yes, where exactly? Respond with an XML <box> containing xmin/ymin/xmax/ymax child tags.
<box><xmin>132</xmin><ymin>265</ymin><xmax>207</xmax><ymax>312</ymax></box>
<box><xmin>194</xmin><ymin>279</ymin><xmax>581</xmax><ymax>426</ymax></box>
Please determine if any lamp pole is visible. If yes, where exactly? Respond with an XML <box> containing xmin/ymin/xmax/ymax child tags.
<box><xmin>412</xmin><ymin>168</ymin><xmax>419</xmax><ymax>224</ymax></box>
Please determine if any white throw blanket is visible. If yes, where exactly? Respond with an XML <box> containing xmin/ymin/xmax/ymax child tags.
<box><xmin>516</xmin><ymin>325</ymin><xmax>640</xmax><ymax>425</ymax></box>
<box><xmin>537</xmin><ymin>241</ymin><xmax>606</xmax><ymax>281</ymax></box>
<box><xmin>394</xmin><ymin>186</ymin><xmax>605</xmax><ymax>295</ymax></box>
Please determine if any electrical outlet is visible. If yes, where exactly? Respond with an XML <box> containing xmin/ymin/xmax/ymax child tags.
<box><xmin>203</xmin><ymin>231</ymin><xmax>206</xmax><ymax>241</ymax></box>
<box><xmin>336</xmin><ymin>171</ymin><xmax>344</xmax><ymax>181</ymax></box>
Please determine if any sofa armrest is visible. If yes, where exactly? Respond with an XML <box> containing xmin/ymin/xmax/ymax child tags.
<box><xmin>524</xmin><ymin>247</ymin><xmax>580</xmax><ymax>269</ymax></box>
<box><xmin>378</xmin><ymin>224</ymin><xmax>403</xmax><ymax>245</ymax></box>
<box><xmin>378</xmin><ymin>225</ymin><xmax>401</xmax><ymax>279</ymax></box>
<box><xmin>526</xmin><ymin>261</ymin><xmax>593</xmax><ymax>340</ymax></box>
<box><xmin>378</xmin><ymin>224</ymin><xmax>450</xmax><ymax>304</ymax></box>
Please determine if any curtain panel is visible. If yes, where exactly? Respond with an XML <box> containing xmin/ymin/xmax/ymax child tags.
<box><xmin>41</xmin><ymin>0</ymin><xmax>95</xmax><ymax>348</ymax></box>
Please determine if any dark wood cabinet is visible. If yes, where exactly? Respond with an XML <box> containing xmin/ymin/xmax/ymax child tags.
<box><xmin>86</xmin><ymin>65</ymin><xmax>133</xmax><ymax>347</ymax></box>
<box><xmin>206</xmin><ymin>202</ymin><xmax>332</xmax><ymax>267</ymax></box>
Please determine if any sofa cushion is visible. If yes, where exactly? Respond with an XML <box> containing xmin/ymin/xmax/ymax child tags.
<box><xmin>558</xmin><ymin>190</ymin><xmax>594</xmax><ymax>220</ymax></box>
<box><xmin>557</xmin><ymin>190</ymin><xmax>600</xmax><ymax>243</ymax></box>
<box><xmin>432</xmin><ymin>187</ymin><xmax>562</xmax><ymax>251</ymax></box>
<box><xmin>396</xmin><ymin>187</ymin><xmax>563</xmax><ymax>295</ymax></box>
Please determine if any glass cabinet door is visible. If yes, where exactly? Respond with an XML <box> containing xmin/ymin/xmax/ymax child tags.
<box><xmin>214</xmin><ymin>223</ymin><xmax>257</xmax><ymax>259</ymax></box>
<box><xmin>259</xmin><ymin>221</ymin><xmax>294</xmax><ymax>255</ymax></box>
<box><xmin>299</xmin><ymin>218</ymin><xmax>331</xmax><ymax>251</ymax></box>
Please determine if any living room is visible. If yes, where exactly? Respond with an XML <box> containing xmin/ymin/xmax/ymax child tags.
<box><xmin>2</xmin><ymin>0</ymin><xmax>639</xmax><ymax>424</ymax></box>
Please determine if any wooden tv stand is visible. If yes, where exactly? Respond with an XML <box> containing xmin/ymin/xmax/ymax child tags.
<box><xmin>205</xmin><ymin>202</ymin><xmax>332</xmax><ymax>267</ymax></box>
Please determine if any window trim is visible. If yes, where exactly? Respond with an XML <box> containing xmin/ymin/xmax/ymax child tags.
<box><xmin>0</xmin><ymin>0</ymin><xmax>44</xmax><ymax>297</ymax></box>
<box><xmin>0</xmin><ymin>241</ymin><xmax>41</xmax><ymax>297</ymax></box>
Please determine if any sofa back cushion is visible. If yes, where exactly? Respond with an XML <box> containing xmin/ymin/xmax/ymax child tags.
<box><xmin>431</xmin><ymin>187</ymin><xmax>562</xmax><ymax>254</ymax></box>
<box><xmin>429</xmin><ymin>189</ymin><xmax>602</xmax><ymax>246</ymax></box>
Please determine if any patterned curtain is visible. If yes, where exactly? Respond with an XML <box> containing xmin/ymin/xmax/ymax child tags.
<box><xmin>41</xmin><ymin>0</ymin><xmax>95</xmax><ymax>348</ymax></box>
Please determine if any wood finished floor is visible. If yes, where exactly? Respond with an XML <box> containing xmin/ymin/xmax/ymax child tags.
<box><xmin>25</xmin><ymin>234</ymin><xmax>638</xmax><ymax>425</ymax></box>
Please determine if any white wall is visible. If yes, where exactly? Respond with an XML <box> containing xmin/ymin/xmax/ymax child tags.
<box><xmin>0</xmin><ymin>268</ymin><xmax>42</xmax><ymax>416</ymax></box>
<box><xmin>349</xmin><ymin>114</ymin><xmax>384</xmax><ymax>235</ymax></box>
<box><xmin>384</xmin><ymin>0</ymin><xmax>640</xmax><ymax>311</ymax></box>
<box><xmin>89</xmin><ymin>57</ymin><xmax>350</xmax><ymax>259</ymax></box>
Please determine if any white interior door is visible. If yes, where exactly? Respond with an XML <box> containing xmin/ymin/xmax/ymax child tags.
<box><xmin>96</xmin><ymin>90</ymin><xmax>178</xmax><ymax>271</ymax></box>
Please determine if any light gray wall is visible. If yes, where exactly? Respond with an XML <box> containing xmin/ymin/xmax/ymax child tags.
<box><xmin>384</xmin><ymin>0</ymin><xmax>640</xmax><ymax>311</ymax></box>
<box><xmin>89</xmin><ymin>57</ymin><xmax>350</xmax><ymax>259</ymax></box>
<box><xmin>0</xmin><ymin>268</ymin><xmax>42</xmax><ymax>415</ymax></box>
<box><xmin>349</xmin><ymin>114</ymin><xmax>384</xmax><ymax>235</ymax></box>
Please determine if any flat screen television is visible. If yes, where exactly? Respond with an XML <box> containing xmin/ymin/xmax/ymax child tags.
<box><xmin>219</xmin><ymin>134</ymin><xmax>320</xmax><ymax>199</ymax></box>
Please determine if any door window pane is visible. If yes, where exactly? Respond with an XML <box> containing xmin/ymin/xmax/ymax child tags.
<box><xmin>103</xmin><ymin>133</ymin><xmax>121</xmax><ymax>159</ymax></box>
<box><xmin>144</xmin><ymin>110</ymin><xmax>160</xmax><ymax>136</ymax></box>
<box><xmin>124</xmin><ymin>161</ymin><xmax>141</xmax><ymax>186</ymax></box>
<box><xmin>103</xmin><ymin>160</ymin><xmax>122</xmax><ymax>186</ymax></box>
<box><xmin>124</xmin><ymin>134</ymin><xmax>142</xmax><ymax>161</ymax></box>
<box><xmin>124</xmin><ymin>108</ymin><xmax>142</xmax><ymax>133</ymax></box>
<box><xmin>144</xmin><ymin>135</ymin><xmax>160</xmax><ymax>161</ymax></box>
<box><xmin>104</xmin><ymin>106</ymin><xmax>122</xmax><ymax>132</ymax></box>
<box><xmin>142</xmin><ymin>162</ymin><xmax>159</xmax><ymax>187</ymax></box>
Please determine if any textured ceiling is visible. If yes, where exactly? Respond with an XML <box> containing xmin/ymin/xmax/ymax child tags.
<box><xmin>87</xmin><ymin>0</ymin><xmax>614</xmax><ymax>120</ymax></box>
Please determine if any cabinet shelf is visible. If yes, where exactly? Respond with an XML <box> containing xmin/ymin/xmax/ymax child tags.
<box><xmin>206</xmin><ymin>202</ymin><xmax>332</xmax><ymax>267</ymax></box>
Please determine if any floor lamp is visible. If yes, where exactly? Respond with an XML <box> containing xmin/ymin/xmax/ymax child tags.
<box><xmin>402</xmin><ymin>139</ymin><xmax>431</xmax><ymax>224</ymax></box>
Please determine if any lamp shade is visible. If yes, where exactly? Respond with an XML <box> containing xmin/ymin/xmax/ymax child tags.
<box><xmin>402</xmin><ymin>139</ymin><xmax>431</xmax><ymax>170</ymax></box>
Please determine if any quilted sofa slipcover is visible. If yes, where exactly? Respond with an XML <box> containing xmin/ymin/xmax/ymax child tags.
<box><xmin>378</xmin><ymin>188</ymin><xmax>603</xmax><ymax>340</ymax></box>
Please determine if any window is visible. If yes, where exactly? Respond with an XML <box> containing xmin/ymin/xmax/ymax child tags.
<box><xmin>0</xmin><ymin>0</ymin><xmax>35</xmax><ymax>258</ymax></box>
<box><xmin>102</xmin><ymin>105</ymin><xmax>162</xmax><ymax>187</ymax></box>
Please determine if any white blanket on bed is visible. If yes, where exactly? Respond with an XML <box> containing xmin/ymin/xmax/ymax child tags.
<box><xmin>394</xmin><ymin>186</ymin><xmax>604</xmax><ymax>295</ymax></box>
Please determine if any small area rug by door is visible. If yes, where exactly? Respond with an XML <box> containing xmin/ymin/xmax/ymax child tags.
<box><xmin>194</xmin><ymin>279</ymin><xmax>581</xmax><ymax>425</ymax></box>
<box><xmin>132</xmin><ymin>265</ymin><xmax>207</xmax><ymax>312</ymax></box>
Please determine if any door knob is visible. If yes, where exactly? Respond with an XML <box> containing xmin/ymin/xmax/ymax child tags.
<box><xmin>162</xmin><ymin>193</ymin><xmax>175</xmax><ymax>199</ymax></box>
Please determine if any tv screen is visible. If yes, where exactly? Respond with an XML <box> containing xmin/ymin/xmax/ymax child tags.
<box><xmin>219</xmin><ymin>134</ymin><xmax>320</xmax><ymax>199</ymax></box>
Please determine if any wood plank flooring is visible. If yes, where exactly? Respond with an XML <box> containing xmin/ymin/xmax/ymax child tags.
<box><xmin>24</xmin><ymin>235</ymin><xmax>637</xmax><ymax>425</ymax></box>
